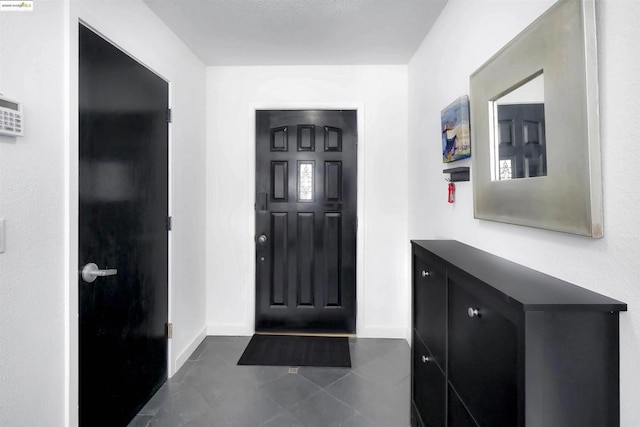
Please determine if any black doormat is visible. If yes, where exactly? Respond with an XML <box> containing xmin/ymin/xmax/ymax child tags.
<box><xmin>237</xmin><ymin>334</ymin><xmax>351</xmax><ymax>368</ymax></box>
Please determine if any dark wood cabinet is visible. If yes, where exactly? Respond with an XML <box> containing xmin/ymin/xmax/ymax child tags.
<box><xmin>411</xmin><ymin>240</ymin><xmax>627</xmax><ymax>427</ymax></box>
<box><xmin>413</xmin><ymin>251</ymin><xmax>447</xmax><ymax>368</ymax></box>
<box><xmin>447</xmin><ymin>387</ymin><xmax>476</xmax><ymax>427</ymax></box>
<box><xmin>413</xmin><ymin>334</ymin><xmax>446</xmax><ymax>427</ymax></box>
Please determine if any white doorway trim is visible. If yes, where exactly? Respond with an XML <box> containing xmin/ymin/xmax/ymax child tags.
<box><xmin>246</xmin><ymin>103</ymin><xmax>366</xmax><ymax>336</ymax></box>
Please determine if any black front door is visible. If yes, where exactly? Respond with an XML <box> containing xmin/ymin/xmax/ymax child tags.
<box><xmin>255</xmin><ymin>110</ymin><xmax>357</xmax><ymax>334</ymax></box>
<box><xmin>79</xmin><ymin>24</ymin><xmax>169</xmax><ymax>426</ymax></box>
<box><xmin>497</xmin><ymin>103</ymin><xmax>547</xmax><ymax>179</ymax></box>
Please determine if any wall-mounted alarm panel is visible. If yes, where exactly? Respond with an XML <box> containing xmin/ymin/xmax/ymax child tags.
<box><xmin>0</xmin><ymin>95</ymin><xmax>23</xmax><ymax>137</ymax></box>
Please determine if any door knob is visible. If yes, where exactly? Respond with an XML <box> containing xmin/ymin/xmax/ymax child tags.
<box><xmin>421</xmin><ymin>270</ymin><xmax>430</xmax><ymax>277</ymax></box>
<box><xmin>82</xmin><ymin>263</ymin><xmax>118</xmax><ymax>283</ymax></box>
<box><xmin>422</xmin><ymin>355</ymin><xmax>431</xmax><ymax>363</ymax></box>
<box><xmin>258</xmin><ymin>234</ymin><xmax>268</xmax><ymax>244</ymax></box>
<box><xmin>468</xmin><ymin>307</ymin><xmax>480</xmax><ymax>318</ymax></box>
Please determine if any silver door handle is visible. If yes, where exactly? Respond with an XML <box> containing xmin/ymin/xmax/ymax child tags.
<box><xmin>82</xmin><ymin>263</ymin><xmax>118</xmax><ymax>283</ymax></box>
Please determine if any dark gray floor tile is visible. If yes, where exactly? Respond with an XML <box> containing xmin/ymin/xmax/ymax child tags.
<box><xmin>324</xmin><ymin>372</ymin><xmax>380</xmax><ymax>409</ymax></box>
<box><xmin>353</xmin><ymin>354</ymin><xmax>409</xmax><ymax>388</ymax></box>
<box><xmin>350</xmin><ymin>393</ymin><xmax>409</xmax><ymax>427</ymax></box>
<box><xmin>127</xmin><ymin>414</ymin><xmax>153</xmax><ymax>427</ymax></box>
<box><xmin>391</xmin><ymin>376</ymin><xmax>411</xmax><ymax>403</ymax></box>
<box><xmin>148</xmin><ymin>385</ymin><xmax>227</xmax><ymax>427</ymax></box>
<box><xmin>380</xmin><ymin>340</ymin><xmax>410</xmax><ymax>360</ymax></box>
<box><xmin>213</xmin><ymin>387</ymin><xmax>282</xmax><ymax>427</ymax></box>
<box><xmin>137</xmin><ymin>337</ymin><xmax>411</xmax><ymax>426</ymax></box>
<box><xmin>169</xmin><ymin>360</ymin><xmax>197</xmax><ymax>384</ymax></box>
<box><xmin>258</xmin><ymin>372</ymin><xmax>320</xmax><ymax>409</ymax></box>
<box><xmin>298</xmin><ymin>366</ymin><xmax>351</xmax><ymax>388</ymax></box>
<box><xmin>206</xmin><ymin>336</ymin><xmax>249</xmax><ymax>343</ymax></box>
<box><xmin>324</xmin><ymin>371</ymin><xmax>410</xmax><ymax>425</ymax></box>
<box><xmin>182</xmin><ymin>361</ymin><xmax>256</xmax><ymax>406</ymax></box>
<box><xmin>349</xmin><ymin>339</ymin><xmax>396</xmax><ymax>368</ymax></box>
<box><xmin>188</xmin><ymin>340</ymin><xmax>210</xmax><ymax>361</ymax></box>
<box><xmin>339</xmin><ymin>411</ymin><xmax>380</xmax><ymax>427</ymax></box>
<box><xmin>288</xmin><ymin>390</ymin><xmax>356</xmax><ymax>427</ymax></box>
<box><xmin>350</xmin><ymin>338</ymin><xmax>407</xmax><ymax>359</ymax></box>
<box><xmin>385</xmin><ymin>377</ymin><xmax>411</xmax><ymax>426</ymax></box>
<box><xmin>200</xmin><ymin>336</ymin><xmax>252</xmax><ymax>364</ymax></box>
<box><xmin>235</xmin><ymin>364</ymin><xmax>290</xmax><ymax>388</ymax></box>
<box><xmin>261</xmin><ymin>411</ymin><xmax>304</xmax><ymax>427</ymax></box>
<box><xmin>139</xmin><ymin>381</ymin><xmax>190</xmax><ymax>416</ymax></box>
<box><xmin>350</xmin><ymin>339</ymin><xmax>410</xmax><ymax>373</ymax></box>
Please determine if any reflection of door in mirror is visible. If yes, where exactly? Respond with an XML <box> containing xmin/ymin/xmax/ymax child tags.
<box><xmin>491</xmin><ymin>73</ymin><xmax>546</xmax><ymax>181</ymax></box>
<box><xmin>496</xmin><ymin>104</ymin><xmax>546</xmax><ymax>180</ymax></box>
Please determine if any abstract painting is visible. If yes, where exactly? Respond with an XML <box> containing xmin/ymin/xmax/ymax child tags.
<box><xmin>441</xmin><ymin>95</ymin><xmax>471</xmax><ymax>163</ymax></box>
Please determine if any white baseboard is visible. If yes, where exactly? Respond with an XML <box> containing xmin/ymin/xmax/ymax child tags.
<box><xmin>207</xmin><ymin>323</ymin><xmax>253</xmax><ymax>336</ymax></box>
<box><xmin>357</xmin><ymin>325</ymin><xmax>409</xmax><ymax>341</ymax></box>
<box><xmin>203</xmin><ymin>323</ymin><xmax>409</xmax><ymax>343</ymax></box>
<box><xmin>173</xmin><ymin>326</ymin><xmax>207</xmax><ymax>375</ymax></box>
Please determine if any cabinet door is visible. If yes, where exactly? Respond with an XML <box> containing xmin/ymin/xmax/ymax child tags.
<box><xmin>413</xmin><ymin>251</ymin><xmax>447</xmax><ymax>368</ymax></box>
<box><xmin>412</xmin><ymin>333</ymin><xmax>445</xmax><ymax>427</ymax></box>
<box><xmin>448</xmin><ymin>274</ymin><xmax>519</xmax><ymax>427</ymax></box>
<box><xmin>448</xmin><ymin>386</ymin><xmax>478</xmax><ymax>427</ymax></box>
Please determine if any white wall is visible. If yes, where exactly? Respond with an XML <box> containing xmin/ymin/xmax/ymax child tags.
<box><xmin>0</xmin><ymin>2</ymin><xmax>66</xmax><ymax>425</ymax></box>
<box><xmin>1</xmin><ymin>0</ymin><xmax>208</xmax><ymax>425</ymax></box>
<box><xmin>408</xmin><ymin>0</ymin><xmax>640</xmax><ymax>424</ymax></box>
<box><xmin>206</xmin><ymin>66</ymin><xmax>409</xmax><ymax>338</ymax></box>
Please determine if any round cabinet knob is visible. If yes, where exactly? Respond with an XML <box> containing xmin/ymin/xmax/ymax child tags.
<box><xmin>258</xmin><ymin>234</ymin><xmax>267</xmax><ymax>244</ymax></box>
<box><xmin>421</xmin><ymin>355</ymin><xmax>431</xmax><ymax>363</ymax></box>
<box><xmin>468</xmin><ymin>307</ymin><xmax>479</xmax><ymax>318</ymax></box>
<box><xmin>421</xmin><ymin>270</ymin><xmax>430</xmax><ymax>278</ymax></box>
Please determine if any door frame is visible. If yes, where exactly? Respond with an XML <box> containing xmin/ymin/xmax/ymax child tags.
<box><xmin>65</xmin><ymin>17</ymin><xmax>174</xmax><ymax>427</ymax></box>
<box><xmin>248</xmin><ymin>103</ymin><xmax>366</xmax><ymax>336</ymax></box>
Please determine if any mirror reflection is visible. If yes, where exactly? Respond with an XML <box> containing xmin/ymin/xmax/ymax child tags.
<box><xmin>491</xmin><ymin>73</ymin><xmax>547</xmax><ymax>181</ymax></box>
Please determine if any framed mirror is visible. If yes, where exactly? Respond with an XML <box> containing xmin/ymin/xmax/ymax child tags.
<box><xmin>470</xmin><ymin>0</ymin><xmax>603</xmax><ymax>237</ymax></box>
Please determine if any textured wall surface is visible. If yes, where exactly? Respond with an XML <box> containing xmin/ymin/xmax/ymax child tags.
<box><xmin>408</xmin><ymin>0</ymin><xmax>640</xmax><ymax>424</ymax></box>
<box><xmin>0</xmin><ymin>2</ymin><xmax>66</xmax><ymax>425</ymax></box>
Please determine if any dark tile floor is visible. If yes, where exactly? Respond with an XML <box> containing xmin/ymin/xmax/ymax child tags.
<box><xmin>128</xmin><ymin>336</ymin><xmax>411</xmax><ymax>427</ymax></box>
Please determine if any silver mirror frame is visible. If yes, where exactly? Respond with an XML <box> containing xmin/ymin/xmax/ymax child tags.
<box><xmin>470</xmin><ymin>0</ymin><xmax>603</xmax><ymax>237</ymax></box>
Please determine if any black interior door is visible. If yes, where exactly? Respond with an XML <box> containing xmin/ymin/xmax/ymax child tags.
<box><xmin>79</xmin><ymin>24</ymin><xmax>169</xmax><ymax>426</ymax></box>
<box><xmin>255</xmin><ymin>110</ymin><xmax>357</xmax><ymax>334</ymax></box>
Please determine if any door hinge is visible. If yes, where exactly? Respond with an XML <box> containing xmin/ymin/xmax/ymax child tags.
<box><xmin>166</xmin><ymin>216</ymin><xmax>172</xmax><ymax>231</ymax></box>
<box><xmin>166</xmin><ymin>108</ymin><xmax>172</xmax><ymax>123</ymax></box>
<box><xmin>166</xmin><ymin>322</ymin><xmax>173</xmax><ymax>339</ymax></box>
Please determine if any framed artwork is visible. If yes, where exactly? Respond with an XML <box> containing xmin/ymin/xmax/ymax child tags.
<box><xmin>441</xmin><ymin>95</ymin><xmax>471</xmax><ymax>163</ymax></box>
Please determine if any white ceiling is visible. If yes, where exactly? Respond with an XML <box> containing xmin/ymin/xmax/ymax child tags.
<box><xmin>142</xmin><ymin>0</ymin><xmax>448</xmax><ymax>66</ymax></box>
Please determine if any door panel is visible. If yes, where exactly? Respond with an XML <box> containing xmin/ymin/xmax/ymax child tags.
<box><xmin>448</xmin><ymin>386</ymin><xmax>478</xmax><ymax>427</ymax></box>
<box><xmin>79</xmin><ymin>24</ymin><xmax>168</xmax><ymax>426</ymax></box>
<box><xmin>413</xmin><ymin>252</ymin><xmax>447</xmax><ymax>369</ymax></box>
<box><xmin>448</xmin><ymin>274</ymin><xmax>518</xmax><ymax>427</ymax></box>
<box><xmin>412</xmin><ymin>333</ymin><xmax>446</xmax><ymax>427</ymax></box>
<box><xmin>255</xmin><ymin>110</ymin><xmax>357</xmax><ymax>333</ymax></box>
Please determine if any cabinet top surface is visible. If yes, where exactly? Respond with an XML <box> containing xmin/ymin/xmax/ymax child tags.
<box><xmin>411</xmin><ymin>240</ymin><xmax>627</xmax><ymax>312</ymax></box>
